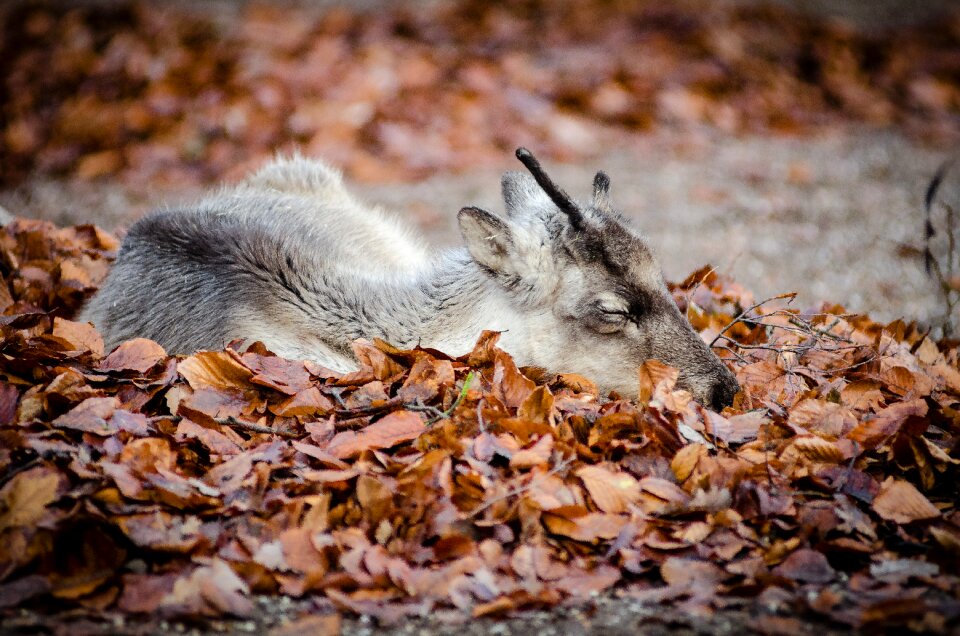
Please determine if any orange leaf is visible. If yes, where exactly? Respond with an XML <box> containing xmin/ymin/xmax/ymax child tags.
<box><xmin>179</xmin><ymin>350</ymin><xmax>254</xmax><ymax>391</ymax></box>
<box><xmin>872</xmin><ymin>477</ymin><xmax>940</xmax><ymax>523</ymax></box>
<box><xmin>847</xmin><ymin>400</ymin><xmax>928</xmax><ymax>451</ymax></box>
<box><xmin>52</xmin><ymin>317</ymin><xmax>103</xmax><ymax>356</ymax></box>
<box><xmin>576</xmin><ymin>465</ymin><xmax>641</xmax><ymax>513</ymax></box>
<box><xmin>509</xmin><ymin>434</ymin><xmax>554</xmax><ymax>469</ymax></box>
<box><xmin>99</xmin><ymin>338</ymin><xmax>166</xmax><ymax>373</ymax></box>
<box><xmin>542</xmin><ymin>512</ymin><xmax>628</xmax><ymax>542</ymax></box>
<box><xmin>639</xmin><ymin>359</ymin><xmax>678</xmax><ymax>403</ymax></box>
<box><xmin>0</xmin><ymin>466</ymin><xmax>65</xmax><ymax>531</ymax></box>
<box><xmin>325</xmin><ymin>410</ymin><xmax>425</xmax><ymax>459</ymax></box>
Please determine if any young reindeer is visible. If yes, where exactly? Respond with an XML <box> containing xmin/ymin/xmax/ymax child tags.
<box><xmin>80</xmin><ymin>148</ymin><xmax>739</xmax><ymax>409</ymax></box>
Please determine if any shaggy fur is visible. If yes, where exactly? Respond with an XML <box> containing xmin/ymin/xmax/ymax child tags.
<box><xmin>80</xmin><ymin>152</ymin><xmax>738</xmax><ymax>408</ymax></box>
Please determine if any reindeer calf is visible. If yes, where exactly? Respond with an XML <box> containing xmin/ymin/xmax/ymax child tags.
<box><xmin>81</xmin><ymin>149</ymin><xmax>738</xmax><ymax>409</ymax></box>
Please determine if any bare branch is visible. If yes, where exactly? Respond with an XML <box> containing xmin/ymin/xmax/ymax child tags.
<box><xmin>709</xmin><ymin>292</ymin><xmax>797</xmax><ymax>348</ymax></box>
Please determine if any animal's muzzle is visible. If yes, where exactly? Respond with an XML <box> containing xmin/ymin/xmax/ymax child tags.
<box><xmin>709</xmin><ymin>370</ymin><xmax>740</xmax><ymax>411</ymax></box>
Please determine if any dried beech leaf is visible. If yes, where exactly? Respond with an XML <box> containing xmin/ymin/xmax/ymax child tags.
<box><xmin>179</xmin><ymin>351</ymin><xmax>254</xmax><ymax>390</ymax></box>
<box><xmin>576</xmin><ymin>465</ymin><xmax>641</xmax><ymax>514</ymax></box>
<box><xmin>100</xmin><ymin>338</ymin><xmax>167</xmax><ymax>373</ymax></box>
<box><xmin>0</xmin><ymin>466</ymin><xmax>64</xmax><ymax>531</ymax></box>
<box><xmin>791</xmin><ymin>435</ymin><xmax>845</xmax><ymax>463</ymax></box>
<box><xmin>872</xmin><ymin>477</ymin><xmax>941</xmax><ymax>523</ymax></box>
<box><xmin>325</xmin><ymin>410</ymin><xmax>425</xmax><ymax>459</ymax></box>
<box><xmin>542</xmin><ymin>512</ymin><xmax>628</xmax><ymax>542</ymax></box>
<box><xmin>52</xmin><ymin>317</ymin><xmax>103</xmax><ymax>356</ymax></box>
<box><xmin>639</xmin><ymin>359</ymin><xmax>678</xmax><ymax>403</ymax></box>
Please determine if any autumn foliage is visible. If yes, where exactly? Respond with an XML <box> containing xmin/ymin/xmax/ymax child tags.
<box><xmin>0</xmin><ymin>218</ymin><xmax>957</xmax><ymax>632</ymax></box>
<box><xmin>1</xmin><ymin>1</ymin><xmax>959</xmax><ymax>187</ymax></box>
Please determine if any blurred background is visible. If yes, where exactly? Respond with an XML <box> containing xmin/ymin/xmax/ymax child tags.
<box><xmin>1</xmin><ymin>0</ymin><xmax>959</xmax><ymax>327</ymax></box>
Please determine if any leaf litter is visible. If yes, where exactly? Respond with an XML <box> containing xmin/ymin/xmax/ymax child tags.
<box><xmin>1</xmin><ymin>1</ymin><xmax>958</xmax><ymax>189</ymax></box>
<box><xmin>0</xmin><ymin>220</ymin><xmax>958</xmax><ymax>634</ymax></box>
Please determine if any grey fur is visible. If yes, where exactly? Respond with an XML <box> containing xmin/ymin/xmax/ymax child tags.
<box><xmin>80</xmin><ymin>151</ymin><xmax>738</xmax><ymax>409</ymax></box>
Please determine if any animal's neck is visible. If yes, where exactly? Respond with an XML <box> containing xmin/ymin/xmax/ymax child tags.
<box><xmin>339</xmin><ymin>249</ymin><xmax>531</xmax><ymax>359</ymax></box>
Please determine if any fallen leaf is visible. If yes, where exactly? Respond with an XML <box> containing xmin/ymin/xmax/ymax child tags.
<box><xmin>100</xmin><ymin>338</ymin><xmax>167</xmax><ymax>373</ymax></box>
<box><xmin>0</xmin><ymin>466</ymin><xmax>64</xmax><ymax>531</ymax></box>
<box><xmin>872</xmin><ymin>477</ymin><xmax>941</xmax><ymax>523</ymax></box>
<box><xmin>325</xmin><ymin>410</ymin><xmax>425</xmax><ymax>459</ymax></box>
<box><xmin>576</xmin><ymin>465</ymin><xmax>641</xmax><ymax>513</ymax></box>
<box><xmin>179</xmin><ymin>351</ymin><xmax>254</xmax><ymax>391</ymax></box>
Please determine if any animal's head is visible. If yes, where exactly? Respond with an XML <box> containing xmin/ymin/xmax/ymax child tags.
<box><xmin>457</xmin><ymin>148</ymin><xmax>738</xmax><ymax>410</ymax></box>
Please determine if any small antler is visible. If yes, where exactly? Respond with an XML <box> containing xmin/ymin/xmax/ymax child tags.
<box><xmin>592</xmin><ymin>171</ymin><xmax>611</xmax><ymax>212</ymax></box>
<box><xmin>515</xmin><ymin>147</ymin><xmax>584</xmax><ymax>228</ymax></box>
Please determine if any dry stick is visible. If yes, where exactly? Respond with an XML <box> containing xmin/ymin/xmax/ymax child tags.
<box><xmin>709</xmin><ymin>292</ymin><xmax>797</xmax><ymax>349</ymax></box>
<box><xmin>156</xmin><ymin>414</ymin><xmax>300</xmax><ymax>438</ymax></box>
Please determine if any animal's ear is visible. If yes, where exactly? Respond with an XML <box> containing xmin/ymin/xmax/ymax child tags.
<box><xmin>592</xmin><ymin>171</ymin><xmax>612</xmax><ymax>213</ymax></box>
<box><xmin>458</xmin><ymin>206</ymin><xmax>516</xmax><ymax>272</ymax></box>
<box><xmin>500</xmin><ymin>171</ymin><xmax>550</xmax><ymax>217</ymax></box>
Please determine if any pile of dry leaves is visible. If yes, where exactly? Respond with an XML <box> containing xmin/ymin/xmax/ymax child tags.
<box><xmin>2</xmin><ymin>1</ymin><xmax>959</xmax><ymax>187</ymax></box>
<box><xmin>0</xmin><ymin>218</ymin><xmax>958</xmax><ymax>633</ymax></box>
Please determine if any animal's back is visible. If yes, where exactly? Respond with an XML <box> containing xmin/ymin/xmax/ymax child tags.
<box><xmin>80</xmin><ymin>156</ymin><xmax>429</xmax><ymax>360</ymax></box>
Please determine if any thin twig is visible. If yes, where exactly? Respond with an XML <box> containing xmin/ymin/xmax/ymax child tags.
<box><xmin>710</xmin><ymin>292</ymin><xmax>797</xmax><ymax>348</ymax></box>
<box><xmin>154</xmin><ymin>414</ymin><xmax>300</xmax><ymax>438</ymax></box>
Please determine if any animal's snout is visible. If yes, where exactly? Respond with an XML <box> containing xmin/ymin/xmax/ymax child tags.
<box><xmin>708</xmin><ymin>368</ymin><xmax>740</xmax><ymax>411</ymax></box>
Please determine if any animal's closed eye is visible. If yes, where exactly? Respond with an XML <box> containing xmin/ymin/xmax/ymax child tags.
<box><xmin>585</xmin><ymin>298</ymin><xmax>632</xmax><ymax>333</ymax></box>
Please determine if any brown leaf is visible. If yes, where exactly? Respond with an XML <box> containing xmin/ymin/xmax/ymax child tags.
<box><xmin>872</xmin><ymin>477</ymin><xmax>941</xmax><ymax>523</ymax></box>
<box><xmin>639</xmin><ymin>359</ymin><xmax>678</xmax><ymax>403</ymax></box>
<box><xmin>542</xmin><ymin>512</ymin><xmax>628</xmax><ymax>542</ymax></box>
<box><xmin>660</xmin><ymin>557</ymin><xmax>726</xmax><ymax>589</ymax></box>
<box><xmin>493</xmin><ymin>349</ymin><xmax>535</xmax><ymax>409</ymax></box>
<box><xmin>790</xmin><ymin>435</ymin><xmax>845</xmax><ymax>463</ymax></box>
<box><xmin>353</xmin><ymin>339</ymin><xmax>406</xmax><ymax>381</ymax></box>
<box><xmin>0</xmin><ymin>465</ymin><xmax>65</xmax><ymax>531</ymax></box>
<box><xmin>509</xmin><ymin>434</ymin><xmax>554</xmax><ymax>469</ymax></box>
<box><xmin>847</xmin><ymin>400</ymin><xmax>928</xmax><ymax>451</ymax></box>
<box><xmin>553</xmin><ymin>564</ymin><xmax>621</xmax><ymax>596</ymax></box>
<box><xmin>268</xmin><ymin>614</ymin><xmax>341</xmax><ymax>636</ymax></box>
<box><xmin>272</xmin><ymin>386</ymin><xmax>335</xmax><ymax>417</ymax></box>
<box><xmin>161</xmin><ymin>559</ymin><xmax>253</xmax><ymax>617</ymax></box>
<box><xmin>576</xmin><ymin>465</ymin><xmax>641</xmax><ymax>513</ymax></box>
<box><xmin>671</xmin><ymin>443</ymin><xmax>706</xmax><ymax>482</ymax></box>
<box><xmin>242</xmin><ymin>353</ymin><xmax>312</xmax><ymax>395</ymax></box>
<box><xmin>100</xmin><ymin>338</ymin><xmax>166</xmax><ymax>373</ymax></box>
<box><xmin>518</xmin><ymin>385</ymin><xmax>554</xmax><ymax>425</ymax></box>
<box><xmin>398</xmin><ymin>355</ymin><xmax>455</xmax><ymax>402</ymax></box>
<box><xmin>179</xmin><ymin>350</ymin><xmax>254</xmax><ymax>391</ymax></box>
<box><xmin>52</xmin><ymin>317</ymin><xmax>104</xmax><ymax>356</ymax></box>
<box><xmin>708</xmin><ymin>410</ymin><xmax>766</xmax><ymax>444</ymax></box>
<box><xmin>325</xmin><ymin>410</ymin><xmax>425</xmax><ymax>459</ymax></box>
<box><xmin>52</xmin><ymin>396</ymin><xmax>119</xmax><ymax>435</ymax></box>
<box><xmin>772</xmin><ymin>548</ymin><xmax>836</xmax><ymax>584</ymax></box>
<box><xmin>117</xmin><ymin>512</ymin><xmax>204</xmax><ymax>552</ymax></box>
<box><xmin>175</xmin><ymin>418</ymin><xmax>242</xmax><ymax>456</ymax></box>
<box><xmin>118</xmin><ymin>573</ymin><xmax>178</xmax><ymax>614</ymax></box>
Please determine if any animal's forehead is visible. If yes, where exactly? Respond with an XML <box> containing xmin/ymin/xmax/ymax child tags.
<box><xmin>581</xmin><ymin>215</ymin><xmax>661</xmax><ymax>289</ymax></box>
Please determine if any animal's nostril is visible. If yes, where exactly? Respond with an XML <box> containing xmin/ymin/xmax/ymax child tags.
<box><xmin>710</xmin><ymin>375</ymin><xmax>739</xmax><ymax>411</ymax></box>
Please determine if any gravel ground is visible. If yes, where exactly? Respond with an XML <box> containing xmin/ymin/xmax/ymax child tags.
<box><xmin>2</xmin><ymin>126</ymin><xmax>952</xmax><ymax>327</ymax></box>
